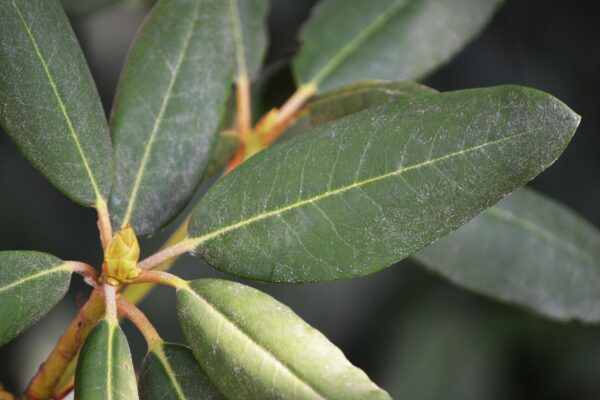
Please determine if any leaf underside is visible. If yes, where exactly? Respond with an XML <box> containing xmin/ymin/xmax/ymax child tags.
<box><xmin>0</xmin><ymin>0</ymin><xmax>112</xmax><ymax>206</ymax></box>
<box><xmin>188</xmin><ymin>85</ymin><xmax>579</xmax><ymax>283</ymax></box>
<box><xmin>177</xmin><ymin>279</ymin><xmax>391</xmax><ymax>400</ymax></box>
<box><xmin>0</xmin><ymin>251</ymin><xmax>71</xmax><ymax>346</ymax></box>
<box><xmin>109</xmin><ymin>0</ymin><xmax>234</xmax><ymax>235</ymax></box>
<box><xmin>293</xmin><ymin>0</ymin><xmax>503</xmax><ymax>91</ymax></box>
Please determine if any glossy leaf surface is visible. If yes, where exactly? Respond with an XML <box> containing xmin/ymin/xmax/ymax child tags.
<box><xmin>75</xmin><ymin>320</ymin><xmax>138</xmax><ymax>400</ymax></box>
<box><xmin>414</xmin><ymin>187</ymin><xmax>600</xmax><ymax>322</ymax></box>
<box><xmin>177</xmin><ymin>279</ymin><xmax>391</xmax><ymax>399</ymax></box>
<box><xmin>0</xmin><ymin>0</ymin><xmax>112</xmax><ymax>206</ymax></box>
<box><xmin>109</xmin><ymin>0</ymin><xmax>234</xmax><ymax>235</ymax></box>
<box><xmin>228</xmin><ymin>0</ymin><xmax>269</xmax><ymax>80</ymax></box>
<box><xmin>0</xmin><ymin>251</ymin><xmax>71</xmax><ymax>346</ymax></box>
<box><xmin>139</xmin><ymin>343</ymin><xmax>223</xmax><ymax>400</ymax></box>
<box><xmin>188</xmin><ymin>85</ymin><xmax>579</xmax><ymax>283</ymax></box>
<box><xmin>293</xmin><ymin>0</ymin><xmax>502</xmax><ymax>91</ymax></box>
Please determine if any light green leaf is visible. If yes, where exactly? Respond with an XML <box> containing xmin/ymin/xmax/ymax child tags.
<box><xmin>414</xmin><ymin>187</ymin><xmax>600</xmax><ymax>322</ymax></box>
<box><xmin>0</xmin><ymin>0</ymin><xmax>112</xmax><ymax>206</ymax></box>
<box><xmin>139</xmin><ymin>343</ymin><xmax>224</xmax><ymax>400</ymax></box>
<box><xmin>109</xmin><ymin>0</ymin><xmax>234</xmax><ymax>235</ymax></box>
<box><xmin>177</xmin><ymin>279</ymin><xmax>391</xmax><ymax>399</ymax></box>
<box><xmin>306</xmin><ymin>80</ymin><xmax>437</xmax><ymax>126</ymax></box>
<box><xmin>293</xmin><ymin>0</ymin><xmax>503</xmax><ymax>91</ymax></box>
<box><xmin>0</xmin><ymin>251</ymin><xmax>72</xmax><ymax>346</ymax></box>
<box><xmin>228</xmin><ymin>0</ymin><xmax>269</xmax><ymax>80</ymax></box>
<box><xmin>187</xmin><ymin>85</ymin><xmax>579</xmax><ymax>283</ymax></box>
<box><xmin>75</xmin><ymin>320</ymin><xmax>139</xmax><ymax>400</ymax></box>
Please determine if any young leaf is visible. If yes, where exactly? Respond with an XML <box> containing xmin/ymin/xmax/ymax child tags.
<box><xmin>75</xmin><ymin>320</ymin><xmax>139</xmax><ymax>400</ymax></box>
<box><xmin>228</xmin><ymin>0</ymin><xmax>269</xmax><ymax>81</ymax></box>
<box><xmin>187</xmin><ymin>85</ymin><xmax>579</xmax><ymax>283</ymax></box>
<box><xmin>109</xmin><ymin>0</ymin><xmax>234</xmax><ymax>236</ymax></box>
<box><xmin>306</xmin><ymin>80</ymin><xmax>437</xmax><ymax>126</ymax></box>
<box><xmin>414</xmin><ymin>187</ymin><xmax>600</xmax><ymax>322</ymax></box>
<box><xmin>0</xmin><ymin>251</ymin><xmax>72</xmax><ymax>346</ymax></box>
<box><xmin>139</xmin><ymin>343</ymin><xmax>224</xmax><ymax>400</ymax></box>
<box><xmin>0</xmin><ymin>0</ymin><xmax>112</xmax><ymax>206</ymax></box>
<box><xmin>293</xmin><ymin>0</ymin><xmax>503</xmax><ymax>91</ymax></box>
<box><xmin>177</xmin><ymin>279</ymin><xmax>391</xmax><ymax>399</ymax></box>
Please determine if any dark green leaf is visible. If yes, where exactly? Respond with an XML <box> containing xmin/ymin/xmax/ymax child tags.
<box><xmin>204</xmin><ymin>132</ymin><xmax>239</xmax><ymax>180</ymax></box>
<box><xmin>139</xmin><ymin>343</ymin><xmax>223</xmax><ymax>400</ymax></box>
<box><xmin>306</xmin><ymin>80</ymin><xmax>437</xmax><ymax>126</ymax></box>
<box><xmin>414</xmin><ymin>187</ymin><xmax>600</xmax><ymax>322</ymax></box>
<box><xmin>75</xmin><ymin>320</ymin><xmax>138</xmax><ymax>400</ymax></box>
<box><xmin>293</xmin><ymin>0</ymin><xmax>503</xmax><ymax>91</ymax></box>
<box><xmin>228</xmin><ymin>0</ymin><xmax>269</xmax><ymax>80</ymax></box>
<box><xmin>177</xmin><ymin>279</ymin><xmax>391</xmax><ymax>399</ymax></box>
<box><xmin>0</xmin><ymin>251</ymin><xmax>71</xmax><ymax>346</ymax></box>
<box><xmin>188</xmin><ymin>85</ymin><xmax>579</xmax><ymax>283</ymax></box>
<box><xmin>0</xmin><ymin>0</ymin><xmax>112</xmax><ymax>206</ymax></box>
<box><xmin>208</xmin><ymin>81</ymin><xmax>435</xmax><ymax>188</ymax></box>
<box><xmin>109</xmin><ymin>0</ymin><xmax>234</xmax><ymax>235</ymax></box>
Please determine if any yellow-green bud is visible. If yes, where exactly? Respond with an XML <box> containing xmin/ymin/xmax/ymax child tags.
<box><xmin>104</xmin><ymin>224</ymin><xmax>141</xmax><ymax>283</ymax></box>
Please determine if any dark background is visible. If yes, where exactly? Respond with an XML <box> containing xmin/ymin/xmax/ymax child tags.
<box><xmin>1</xmin><ymin>0</ymin><xmax>599</xmax><ymax>398</ymax></box>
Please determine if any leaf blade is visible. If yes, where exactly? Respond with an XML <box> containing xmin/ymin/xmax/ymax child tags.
<box><xmin>293</xmin><ymin>0</ymin><xmax>503</xmax><ymax>91</ymax></box>
<box><xmin>0</xmin><ymin>251</ymin><xmax>71</xmax><ymax>346</ymax></box>
<box><xmin>139</xmin><ymin>343</ymin><xmax>224</xmax><ymax>400</ymax></box>
<box><xmin>228</xmin><ymin>0</ymin><xmax>269</xmax><ymax>80</ymax></box>
<box><xmin>0</xmin><ymin>0</ymin><xmax>112</xmax><ymax>206</ymax></box>
<box><xmin>109</xmin><ymin>0</ymin><xmax>234</xmax><ymax>235</ymax></box>
<box><xmin>75</xmin><ymin>320</ymin><xmax>139</xmax><ymax>400</ymax></box>
<box><xmin>177</xmin><ymin>279</ymin><xmax>390</xmax><ymax>399</ymax></box>
<box><xmin>306</xmin><ymin>80</ymin><xmax>437</xmax><ymax>126</ymax></box>
<box><xmin>188</xmin><ymin>85</ymin><xmax>579</xmax><ymax>282</ymax></box>
<box><xmin>414</xmin><ymin>187</ymin><xmax>600</xmax><ymax>322</ymax></box>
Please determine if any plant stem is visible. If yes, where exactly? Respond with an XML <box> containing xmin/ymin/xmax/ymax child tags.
<box><xmin>226</xmin><ymin>83</ymin><xmax>317</xmax><ymax>172</ymax></box>
<box><xmin>26</xmin><ymin>289</ymin><xmax>105</xmax><ymax>400</ymax></box>
<box><xmin>95</xmin><ymin>198</ymin><xmax>113</xmax><ymax>252</ymax></box>
<box><xmin>137</xmin><ymin>237</ymin><xmax>196</xmax><ymax>271</ymax></box>
<box><xmin>121</xmin><ymin>217</ymin><xmax>189</xmax><ymax>304</ymax></box>
<box><xmin>260</xmin><ymin>83</ymin><xmax>317</xmax><ymax>146</ymax></box>
<box><xmin>67</xmin><ymin>261</ymin><xmax>100</xmax><ymax>288</ymax></box>
<box><xmin>124</xmin><ymin>270</ymin><xmax>188</xmax><ymax>290</ymax></box>
<box><xmin>117</xmin><ymin>298</ymin><xmax>162</xmax><ymax>349</ymax></box>
<box><xmin>104</xmin><ymin>284</ymin><xmax>118</xmax><ymax>324</ymax></box>
<box><xmin>236</xmin><ymin>76</ymin><xmax>252</xmax><ymax>143</ymax></box>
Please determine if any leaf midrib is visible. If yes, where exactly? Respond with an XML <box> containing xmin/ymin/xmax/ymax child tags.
<box><xmin>227</xmin><ymin>0</ymin><xmax>247</xmax><ymax>79</ymax></box>
<box><xmin>106</xmin><ymin>323</ymin><xmax>114</xmax><ymax>400</ymax></box>
<box><xmin>308</xmin><ymin>0</ymin><xmax>409</xmax><ymax>87</ymax></box>
<box><xmin>120</xmin><ymin>0</ymin><xmax>203</xmax><ymax>226</ymax></box>
<box><xmin>190</xmin><ymin>129</ymin><xmax>535</xmax><ymax>247</ymax></box>
<box><xmin>184</xmin><ymin>287</ymin><xmax>327</xmax><ymax>399</ymax></box>
<box><xmin>153</xmin><ymin>347</ymin><xmax>187</xmax><ymax>400</ymax></box>
<box><xmin>486</xmin><ymin>206</ymin><xmax>599</xmax><ymax>263</ymax></box>
<box><xmin>11</xmin><ymin>0</ymin><xmax>104</xmax><ymax>203</ymax></box>
<box><xmin>0</xmin><ymin>263</ymin><xmax>69</xmax><ymax>295</ymax></box>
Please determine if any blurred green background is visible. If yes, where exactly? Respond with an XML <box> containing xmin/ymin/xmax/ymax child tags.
<box><xmin>1</xmin><ymin>0</ymin><xmax>599</xmax><ymax>398</ymax></box>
